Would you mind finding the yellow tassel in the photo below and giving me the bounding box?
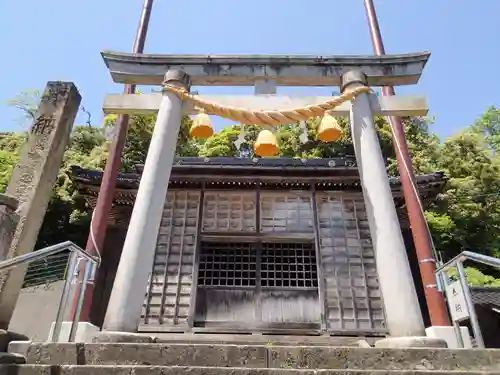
[190,112,214,139]
[317,113,341,142]
[254,129,279,157]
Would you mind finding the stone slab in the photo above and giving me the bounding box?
[25,343,268,367]
[153,333,376,347]
[374,337,448,349]
[90,331,155,343]
[0,366,498,375]
[266,346,500,371]
[101,50,430,87]
[21,343,500,371]
[48,321,100,343]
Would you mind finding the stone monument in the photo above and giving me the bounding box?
[0,81,81,329]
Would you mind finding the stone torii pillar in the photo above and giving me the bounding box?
[102,70,191,333]
[342,71,425,339]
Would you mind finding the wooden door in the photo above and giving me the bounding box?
[193,240,321,332]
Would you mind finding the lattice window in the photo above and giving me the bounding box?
[198,241,317,290]
[198,242,257,287]
[260,192,313,232]
[261,242,318,289]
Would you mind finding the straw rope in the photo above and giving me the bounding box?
[163,84,371,126]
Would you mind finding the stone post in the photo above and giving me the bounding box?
[102,70,191,333]
[0,82,81,329]
[342,71,425,337]
[0,194,19,262]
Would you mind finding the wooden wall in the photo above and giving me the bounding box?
[141,190,201,330]
[315,192,385,334]
[137,188,387,335]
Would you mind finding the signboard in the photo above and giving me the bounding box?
[445,279,470,321]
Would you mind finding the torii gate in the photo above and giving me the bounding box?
[100,51,431,338]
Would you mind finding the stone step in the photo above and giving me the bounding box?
[152,333,377,347]
[2,366,500,375]
[16,343,500,371]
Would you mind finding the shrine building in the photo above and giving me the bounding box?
[70,157,445,336]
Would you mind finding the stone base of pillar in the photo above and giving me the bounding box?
[374,336,448,348]
[426,326,473,349]
[48,321,100,343]
[90,331,155,343]
[7,341,30,357]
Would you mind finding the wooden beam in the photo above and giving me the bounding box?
[102,93,428,117]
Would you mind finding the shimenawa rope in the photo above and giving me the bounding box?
[163,84,371,126]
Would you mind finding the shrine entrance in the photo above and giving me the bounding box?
[194,240,320,332]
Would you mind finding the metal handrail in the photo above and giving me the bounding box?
[436,250,500,349]
[0,241,95,272]
[23,251,72,288]
[436,251,500,273]
[0,241,98,343]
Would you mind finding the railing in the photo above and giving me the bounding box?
[23,251,70,287]
[436,251,500,349]
[0,241,98,342]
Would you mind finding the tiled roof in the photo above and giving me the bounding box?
[70,156,446,189]
[69,157,447,226]
[471,287,500,308]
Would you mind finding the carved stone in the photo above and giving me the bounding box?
[0,81,81,329]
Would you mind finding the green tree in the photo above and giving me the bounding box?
[465,267,500,287]
[104,113,201,172]
[447,267,500,287]
[472,106,500,152]
[0,132,26,192]
[6,90,41,125]
[426,130,500,262]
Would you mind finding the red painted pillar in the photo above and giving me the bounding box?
[69,0,155,323]
[363,0,450,326]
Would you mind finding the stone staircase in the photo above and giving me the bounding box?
[2,338,500,374]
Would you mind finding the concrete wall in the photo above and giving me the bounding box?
[8,280,70,341]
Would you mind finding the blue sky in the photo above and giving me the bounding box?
[1,0,498,139]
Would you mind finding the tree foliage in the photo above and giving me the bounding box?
[2,91,500,285]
